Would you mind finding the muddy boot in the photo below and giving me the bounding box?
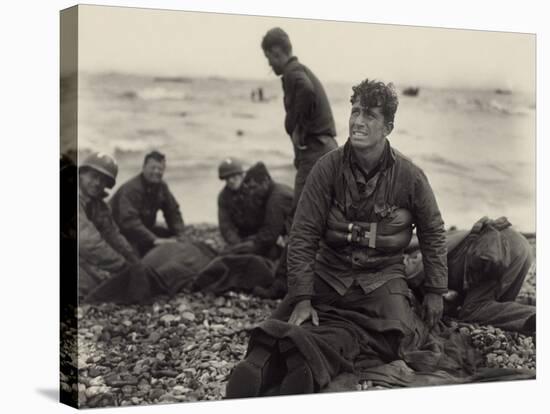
[225,336,284,399]
[278,339,314,395]
[226,345,270,398]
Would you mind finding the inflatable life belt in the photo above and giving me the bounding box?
[325,207,413,253]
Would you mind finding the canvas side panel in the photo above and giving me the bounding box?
[60,4,79,409]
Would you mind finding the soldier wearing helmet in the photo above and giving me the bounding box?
[78,152,139,298]
[218,157,245,192]
[217,158,247,246]
[217,159,293,260]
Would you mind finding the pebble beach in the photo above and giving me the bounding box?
[61,224,536,408]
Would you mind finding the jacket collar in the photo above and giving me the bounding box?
[282,56,299,77]
[348,138,396,180]
[139,173,162,190]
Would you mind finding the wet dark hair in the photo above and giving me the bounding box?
[144,150,166,165]
[350,79,399,125]
[261,27,292,54]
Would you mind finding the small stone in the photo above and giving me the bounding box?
[153,369,178,377]
[213,297,226,307]
[85,386,101,398]
[159,393,178,403]
[156,352,166,361]
[78,392,87,406]
[89,376,105,387]
[149,388,164,400]
[160,314,181,325]
[148,330,162,343]
[173,385,191,395]
[181,311,196,322]
[218,307,234,316]
[122,385,135,395]
[177,304,190,313]
[88,367,102,378]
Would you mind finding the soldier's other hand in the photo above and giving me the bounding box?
[288,300,319,326]
[422,292,444,330]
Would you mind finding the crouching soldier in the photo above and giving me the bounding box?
[405,216,535,333]
[78,152,140,298]
[110,151,185,256]
[217,159,294,260]
[226,79,450,398]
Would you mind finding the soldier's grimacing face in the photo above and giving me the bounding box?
[143,159,166,184]
[348,100,391,151]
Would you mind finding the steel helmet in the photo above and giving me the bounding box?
[79,152,118,188]
[218,158,244,180]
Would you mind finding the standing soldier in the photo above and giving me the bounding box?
[261,27,338,206]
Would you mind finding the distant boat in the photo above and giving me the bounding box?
[494,88,512,95]
[402,87,420,97]
[153,76,193,83]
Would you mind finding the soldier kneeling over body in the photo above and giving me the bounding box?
[217,159,294,260]
[405,216,535,334]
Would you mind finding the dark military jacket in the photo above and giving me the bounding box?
[218,162,294,257]
[287,140,448,299]
[110,174,185,252]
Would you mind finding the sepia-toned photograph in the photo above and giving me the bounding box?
[60,4,536,409]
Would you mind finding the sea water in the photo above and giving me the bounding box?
[73,72,536,232]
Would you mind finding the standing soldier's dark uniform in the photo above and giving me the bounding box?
[261,27,338,207]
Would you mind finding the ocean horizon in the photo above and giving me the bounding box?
[64,71,536,232]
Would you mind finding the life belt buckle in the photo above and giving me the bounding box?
[359,223,377,249]
[350,223,364,244]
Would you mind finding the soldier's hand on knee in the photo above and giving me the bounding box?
[289,299,319,326]
[422,292,443,329]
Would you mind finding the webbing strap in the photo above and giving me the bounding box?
[368,222,377,248]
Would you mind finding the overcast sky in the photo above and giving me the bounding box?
[78,5,535,91]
